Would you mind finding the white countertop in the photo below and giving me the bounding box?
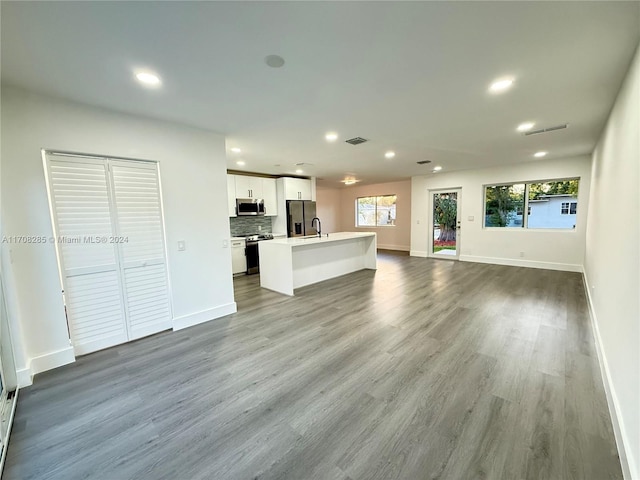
[264,231,375,247]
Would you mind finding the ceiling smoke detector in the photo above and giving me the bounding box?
[524,124,568,136]
[416,160,432,165]
[345,137,368,145]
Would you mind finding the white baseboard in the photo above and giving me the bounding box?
[173,302,237,331]
[17,346,76,386]
[377,244,410,252]
[459,254,582,272]
[30,346,75,376]
[582,271,634,479]
[16,368,32,388]
[409,250,428,258]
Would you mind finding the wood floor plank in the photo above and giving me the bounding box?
[3,252,623,480]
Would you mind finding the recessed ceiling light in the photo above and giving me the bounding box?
[325,132,338,142]
[517,122,535,132]
[295,169,303,174]
[384,151,395,159]
[135,71,161,87]
[489,77,514,93]
[534,151,548,158]
[236,160,245,166]
[265,55,285,68]
[342,178,359,185]
[230,147,241,153]
[433,166,442,171]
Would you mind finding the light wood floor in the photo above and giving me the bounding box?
[4,252,622,479]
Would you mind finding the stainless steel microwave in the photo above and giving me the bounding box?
[236,198,266,216]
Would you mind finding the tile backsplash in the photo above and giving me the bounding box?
[230,216,273,236]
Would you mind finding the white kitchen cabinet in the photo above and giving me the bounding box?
[230,174,277,216]
[283,177,312,200]
[231,238,247,274]
[227,174,237,217]
[262,178,277,216]
[235,175,263,199]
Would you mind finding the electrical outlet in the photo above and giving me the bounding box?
[222,239,228,248]
[519,251,525,258]
[177,240,186,251]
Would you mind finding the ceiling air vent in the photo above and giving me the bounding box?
[345,137,368,145]
[416,160,432,165]
[524,124,568,136]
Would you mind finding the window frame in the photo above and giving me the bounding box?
[483,177,580,231]
[355,194,397,227]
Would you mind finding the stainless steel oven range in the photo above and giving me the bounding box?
[243,233,273,274]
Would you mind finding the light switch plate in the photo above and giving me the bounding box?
[177,240,186,251]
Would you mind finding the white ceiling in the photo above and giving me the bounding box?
[2,2,639,186]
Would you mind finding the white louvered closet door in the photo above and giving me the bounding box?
[110,160,172,340]
[46,153,171,355]
[46,155,129,355]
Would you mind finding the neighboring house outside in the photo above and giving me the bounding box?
[528,194,578,229]
[486,194,578,229]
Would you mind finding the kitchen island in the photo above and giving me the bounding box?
[258,232,377,296]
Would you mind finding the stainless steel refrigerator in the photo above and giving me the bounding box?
[286,200,317,237]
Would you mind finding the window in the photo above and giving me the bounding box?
[560,202,577,215]
[484,179,579,230]
[356,195,397,227]
[484,184,525,227]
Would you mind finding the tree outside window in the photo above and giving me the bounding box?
[485,184,525,227]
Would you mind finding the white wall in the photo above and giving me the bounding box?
[411,156,592,271]
[1,87,236,383]
[315,186,342,234]
[584,45,639,480]
[336,180,412,251]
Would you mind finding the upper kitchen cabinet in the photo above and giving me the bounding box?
[227,175,237,217]
[235,175,263,199]
[262,178,277,216]
[282,177,313,200]
[228,174,277,217]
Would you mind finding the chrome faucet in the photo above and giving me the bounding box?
[311,217,322,237]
